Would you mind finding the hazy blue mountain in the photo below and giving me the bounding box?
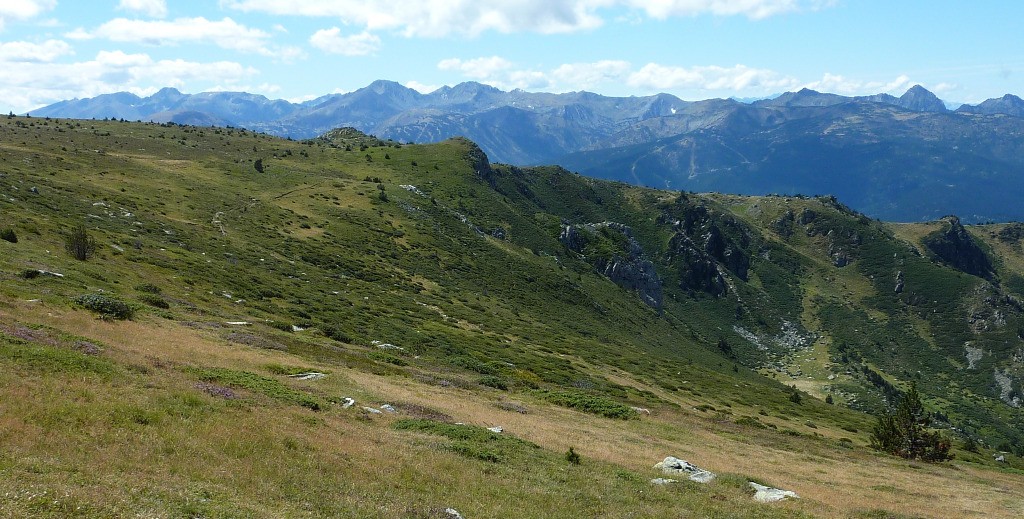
[31,83,1024,221]
[957,94,1024,117]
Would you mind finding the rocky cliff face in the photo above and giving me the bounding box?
[923,216,994,279]
[559,223,663,309]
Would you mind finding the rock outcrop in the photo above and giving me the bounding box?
[922,216,994,279]
[653,456,716,483]
[750,482,799,503]
[559,222,663,309]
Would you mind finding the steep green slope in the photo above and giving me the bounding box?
[2,116,1024,517]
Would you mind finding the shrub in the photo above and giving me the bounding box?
[962,436,979,453]
[368,351,407,366]
[0,228,16,243]
[65,224,96,260]
[135,283,162,294]
[478,375,508,390]
[535,389,636,420]
[138,293,169,309]
[565,447,581,465]
[74,294,134,320]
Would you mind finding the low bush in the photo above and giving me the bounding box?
[534,389,636,420]
[74,294,134,320]
[0,228,16,243]
[138,293,169,309]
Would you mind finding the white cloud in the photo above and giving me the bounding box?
[0,0,56,31]
[404,81,441,94]
[626,0,801,19]
[225,0,823,37]
[438,56,807,96]
[69,17,303,60]
[309,28,380,56]
[0,50,258,113]
[439,56,514,78]
[0,39,73,63]
[803,73,916,96]
[117,0,168,18]
[551,60,632,89]
[628,63,799,92]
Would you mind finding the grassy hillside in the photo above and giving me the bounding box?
[1,116,1023,518]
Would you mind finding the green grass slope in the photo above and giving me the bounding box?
[1,116,1023,517]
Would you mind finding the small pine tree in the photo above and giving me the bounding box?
[254,158,264,173]
[65,224,96,261]
[870,382,952,462]
[565,447,581,465]
[963,436,979,453]
[825,393,834,405]
[788,387,802,404]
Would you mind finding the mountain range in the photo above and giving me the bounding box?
[31,82,1024,223]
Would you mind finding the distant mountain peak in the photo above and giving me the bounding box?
[957,93,1024,117]
[897,85,946,112]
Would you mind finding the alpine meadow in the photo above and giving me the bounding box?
[4,1,1024,517]
[2,113,1024,518]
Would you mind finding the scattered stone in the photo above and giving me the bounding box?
[362,406,383,414]
[750,482,799,503]
[288,372,327,381]
[74,341,101,355]
[444,508,464,519]
[372,340,404,351]
[340,397,355,409]
[195,382,237,399]
[380,404,397,413]
[291,324,306,332]
[631,406,651,415]
[487,426,503,433]
[653,456,716,483]
[995,454,1006,463]
[496,401,528,414]
[225,321,250,326]
[650,478,678,486]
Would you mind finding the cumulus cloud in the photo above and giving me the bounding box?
[0,39,73,62]
[551,60,631,89]
[0,50,258,113]
[0,0,56,31]
[67,17,303,60]
[309,28,380,56]
[628,63,799,92]
[802,73,916,96]
[225,0,820,37]
[117,0,168,18]
[625,0,802,19]
[404,81,441,94]
[438,56,800,95]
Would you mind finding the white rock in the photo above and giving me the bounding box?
[631,406,651,415]
[225,321,250,326]
[750,482,799,503]
[288,372,326,381]
[487,426,503,433]
[650,478,678,485]
[340,397,355,409]
[380,404,397,413]
[653,456,715,483]
[362,406,383,414]
[444,508,464,519]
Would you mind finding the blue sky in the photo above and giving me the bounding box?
[1,1,1021,113]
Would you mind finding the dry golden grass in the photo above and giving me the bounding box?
[3,301,1024,518]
